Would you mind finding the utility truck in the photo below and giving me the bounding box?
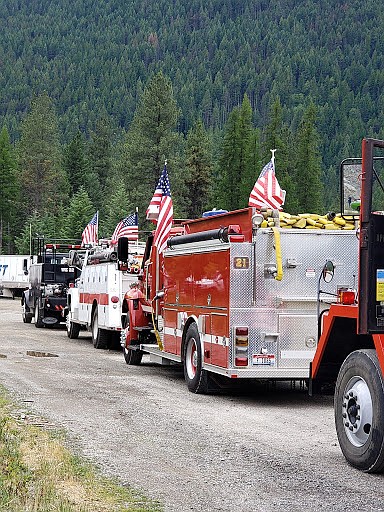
[120,138,384,473]
[65,239,145,348]
[21,238,79,327]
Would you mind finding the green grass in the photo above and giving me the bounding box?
[0,386,162,512]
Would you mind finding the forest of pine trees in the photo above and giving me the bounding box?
[1,0,383,253]
[1,75,326,253]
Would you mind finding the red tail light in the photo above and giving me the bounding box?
[111,296,119,304]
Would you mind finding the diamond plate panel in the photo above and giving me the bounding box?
[228,230,359,377]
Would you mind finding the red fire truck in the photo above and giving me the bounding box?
[121,138,384,473]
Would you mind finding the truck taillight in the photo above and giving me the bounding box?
[338,288,356,305]
[111,296,119,304]
[235,327,249,366]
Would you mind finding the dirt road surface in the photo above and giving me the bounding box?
[0,299,383,511]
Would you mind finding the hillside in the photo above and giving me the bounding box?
[1,0,384,169]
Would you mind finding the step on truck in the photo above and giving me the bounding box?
[21,238,80,327]
[121,138,384,473]
[65,239,145,349]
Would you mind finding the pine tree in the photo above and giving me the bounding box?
[88,116,113,210]
[0,127,19,252]
[63,131,90,196]
[216,106,241,210]
[216,95,255,210]
[18,93,69,215]
[263,98,298,213]
[238,95,260,205]
[185,119,213,218]
[294,102,324,213]
[64,187,95,240]
[123,71,183,224]
[102,181,134,239]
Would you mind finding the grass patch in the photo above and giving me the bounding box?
[0,386,162,512]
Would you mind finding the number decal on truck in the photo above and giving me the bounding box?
[0,264,8,276]
[233,257,249,269]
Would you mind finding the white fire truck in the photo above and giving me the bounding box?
[121,139,384,473]
[65,239,145,348]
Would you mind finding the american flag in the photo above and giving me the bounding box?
[149,165,173,254]
[111,212,138,242]
[81,211,98,246]
[248,159,285,210]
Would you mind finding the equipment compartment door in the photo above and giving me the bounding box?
[210,313,229,368]
[278,314,317,369]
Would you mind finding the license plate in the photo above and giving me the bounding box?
[252,354,275,366]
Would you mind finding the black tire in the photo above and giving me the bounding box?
[66,317,80,339]
[183,323,209,394]
[22,301,33,323]
[109,331,122,351]
[123,345,143,365]
[34,301,44,328]
[91,308,109,349]
[334,349,384,473]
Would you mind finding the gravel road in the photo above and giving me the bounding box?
[0,298,383,511]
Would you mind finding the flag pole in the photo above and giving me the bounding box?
[96,210,99,244]
[270,149,276,167]
[135,207,138,247]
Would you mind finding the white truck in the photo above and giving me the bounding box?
[65,239,145,349]
[0,255,32,298]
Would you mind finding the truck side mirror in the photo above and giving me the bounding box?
[117,237,129,263]
[340,158,362,217]
[322,260,335,283]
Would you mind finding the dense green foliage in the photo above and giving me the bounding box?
[0,0,382,252]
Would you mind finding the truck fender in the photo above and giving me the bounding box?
[181,315,203,360]
[122,287,148,347]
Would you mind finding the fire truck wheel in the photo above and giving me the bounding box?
[22,302,32,323]
[34,302,44,328]
[123,346,143,365]
[66,318,80,339]
[91,309,109,349]
[334,349,384,473]
[183,323,209,394]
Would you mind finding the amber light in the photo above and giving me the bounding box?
[235,326,249,367]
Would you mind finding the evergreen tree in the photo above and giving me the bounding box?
[64,187,95,240]
[184,119,213,218]
[63,131,90,196]
[263,98,298,213]
[0,127,19,252]
[216,106,241,210]
[14,207,68,254]
[123,71,183,224]
[238,95,260,205]
[88,116,113,210]
[216,95,255,210]
[102,181,133,239]
[294,102,324,213]
[18,93,69,215]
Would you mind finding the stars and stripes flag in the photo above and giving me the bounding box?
[147,163,173,254]
[111,211,139,243]
[81,211,98,246]
[248,155,286,210]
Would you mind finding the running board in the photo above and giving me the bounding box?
[140,344,182,365]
